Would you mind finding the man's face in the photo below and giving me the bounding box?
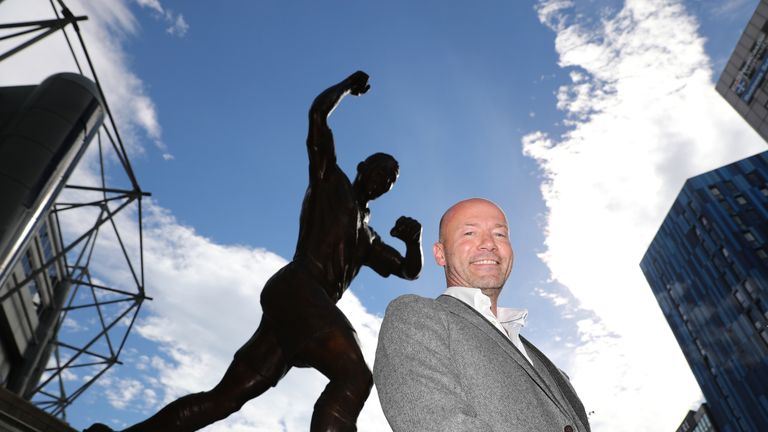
[433,199,514,291]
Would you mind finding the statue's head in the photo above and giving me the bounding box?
[355,152,399,201]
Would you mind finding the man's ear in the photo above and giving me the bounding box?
[433,242,446,266]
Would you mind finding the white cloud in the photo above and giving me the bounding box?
[711,0,753,18]
[537,0,575,31]
[535,287,569,307]
[166,14,189,37]
[62,317,87,332]
[135,0,163,15]
[142,388,158,411]
[135,0,189,38]
[525,0,766,430]
[105,378,145,409]
[0,0,169,159]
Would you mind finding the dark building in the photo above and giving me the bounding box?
[0,214,67,395]
[716,0,768,143]
[676,403,718,432]
[0,9,150,425]
[640,152,768,432]
[0,73,103,399]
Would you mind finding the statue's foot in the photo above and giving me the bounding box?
[83,423,115,432]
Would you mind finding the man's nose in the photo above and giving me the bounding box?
[477,231,497,250]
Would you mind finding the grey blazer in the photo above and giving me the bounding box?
[374,294,590,432]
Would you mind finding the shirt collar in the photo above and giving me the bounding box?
[443,286,528,326]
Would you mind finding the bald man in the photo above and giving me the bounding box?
[374,198,590,432]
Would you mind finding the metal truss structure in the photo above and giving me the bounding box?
[0,0,149,418]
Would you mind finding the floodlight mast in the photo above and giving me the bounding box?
[0,1,151,419]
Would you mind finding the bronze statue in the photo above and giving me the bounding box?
[85,71,423,432]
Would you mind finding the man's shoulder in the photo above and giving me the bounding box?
[386,294,439,312]
[382,294,447,324]
[379,295,452,345]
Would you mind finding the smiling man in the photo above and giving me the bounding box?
[374,198,590,432]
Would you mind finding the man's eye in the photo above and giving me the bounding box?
[494,232,507,238]
[463,231,474,236]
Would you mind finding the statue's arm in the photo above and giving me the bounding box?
[307,71,370,181]
[366,217,422,280]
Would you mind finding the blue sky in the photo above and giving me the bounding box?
[2,0,767,431]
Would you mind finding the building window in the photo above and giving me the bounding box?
[749,308,766,332]
[38,224,54,261]
[21,252,42,313]
[744,231,758,245]
[673,201,686,216]
[38,224,59,283]
[702,236,716,255]
[734,194,748,205]
[745,279,757,297]
[735,289,750,308]
[699,215,710,229]
[713,255,727,270]
[758,299,768,319]
[709,186,723,200]
[761,186,768,197]
[720,201,735,214]
[686,227,700,246]
[733,214,746,229]
[697,413,713,432]
[743,209,762,226]
[20,251,32,275]
[693,417,709,432]
[695,338,705,352]
[687,199,700,213]
[757,248,768,261]
[746,170,765,186]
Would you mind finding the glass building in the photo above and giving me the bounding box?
[640,152,768,432]
[0,213,67,396]
[716,0,768,143]
[676,403,718,432]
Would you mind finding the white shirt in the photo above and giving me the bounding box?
[443,286,533,365]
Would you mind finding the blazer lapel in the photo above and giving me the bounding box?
[436,296,590,432]
[436,295,569,415]
[522,337,591,432]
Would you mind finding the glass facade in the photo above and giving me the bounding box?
[641,151,768,432]
[0,216,65,387]
[716,0,768,143]
[677,403,718,432]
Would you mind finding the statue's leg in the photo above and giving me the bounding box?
[117,319,288,432]
[296,325,372,432]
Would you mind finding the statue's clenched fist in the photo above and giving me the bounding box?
[390,216,422,244]
[346,70,370,96]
